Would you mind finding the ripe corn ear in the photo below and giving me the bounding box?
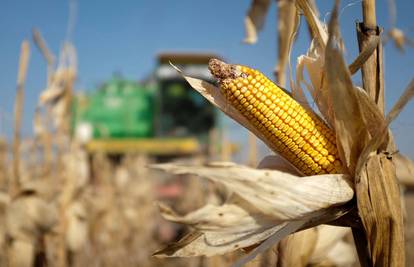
[208,59,342,175]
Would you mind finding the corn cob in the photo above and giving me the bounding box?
[208,59,342,175]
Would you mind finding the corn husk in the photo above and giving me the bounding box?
[6,193,58,243]
[152,161,353,263]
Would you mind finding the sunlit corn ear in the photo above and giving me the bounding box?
[171,62,343,176]
[209,59,342,176]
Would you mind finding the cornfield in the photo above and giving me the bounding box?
[1,1,414,267]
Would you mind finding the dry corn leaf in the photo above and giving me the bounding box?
[152,163,353,220]
[244,0,271,44]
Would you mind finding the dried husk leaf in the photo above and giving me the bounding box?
[152,162,353,220]
[243,0,271,44]
[152,162,353,262]
[154,195,294,257]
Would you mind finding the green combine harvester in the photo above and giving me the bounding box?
[72,53,220,157]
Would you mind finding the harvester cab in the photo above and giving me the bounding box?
[72,53,221,158]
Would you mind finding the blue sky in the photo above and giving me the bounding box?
[0,0,413,159]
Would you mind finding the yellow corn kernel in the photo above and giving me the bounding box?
[208,59,343,175]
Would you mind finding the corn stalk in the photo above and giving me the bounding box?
[11,40,30,196]
[354,0,405,266]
